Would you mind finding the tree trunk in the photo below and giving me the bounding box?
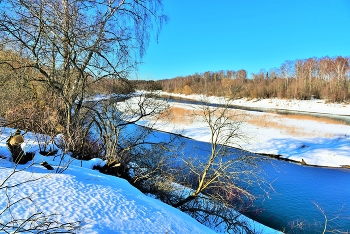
[6,131,33,164]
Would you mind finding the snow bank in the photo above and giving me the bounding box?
[160,91,350,116]
[0,127,280,233]
[151,92,350,168]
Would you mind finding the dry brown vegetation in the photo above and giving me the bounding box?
[274,113,347,125]
[162,107,246,125]
[158,107,196,125]
[245,113,340,137]
[246,114,314,137]
[163,106,345,138]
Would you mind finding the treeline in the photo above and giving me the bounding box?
[152,56,350,102]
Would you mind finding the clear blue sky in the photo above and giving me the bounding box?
[135,0,350,80]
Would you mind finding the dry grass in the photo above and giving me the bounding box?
[276,114,347,125]
[160,107,245,125]
[160,106,343,138]
[246,115,308,137]
[246,113,336,137]
[158,107,196,125]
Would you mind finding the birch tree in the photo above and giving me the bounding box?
[0,0,167,144]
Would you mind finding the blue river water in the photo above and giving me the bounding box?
[247,159,350,233]
[137,123,350,233]
[158,96,350,232]
[180,135,350,233]
[93,95,350,232]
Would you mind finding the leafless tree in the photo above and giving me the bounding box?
[88,92,180,182]
[148,97,271,233]
[0,0,167,145]
[155,56,350,102]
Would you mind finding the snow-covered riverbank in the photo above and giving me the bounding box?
[162,92,350,116]
[148,92,350,168]
[0,154,216,234]
[0,128,280,233]
[1,91,349,233]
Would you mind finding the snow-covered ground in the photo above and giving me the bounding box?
[0,129,279,233]
[1,91,349,233]
[0,132,216,234]
[163,92,350,116]
[151,92,350,168]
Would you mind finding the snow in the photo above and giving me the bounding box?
[153,92,350,168]
[2,91,349,233]
[0,142,215,233]
[163,92,350,116]
[0,128,278,233]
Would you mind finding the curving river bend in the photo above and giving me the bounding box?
[154,96,350,232]
[176,131,350,233]
[130,120,350,233]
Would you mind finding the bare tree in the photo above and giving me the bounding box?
[0,0,167,145]
[149,97,271,233]
[89,92,178,181]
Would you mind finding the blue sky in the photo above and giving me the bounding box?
[135,0,350,80]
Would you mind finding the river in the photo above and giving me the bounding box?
[155,127,350,233]
[248,159,350,233]
[151,96,350,232]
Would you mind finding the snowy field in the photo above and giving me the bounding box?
[151,92,350,168]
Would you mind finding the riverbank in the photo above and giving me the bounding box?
[0,129,219,234]
[0,126,281,233]
[139,91,350,168]
[160,91,350,116]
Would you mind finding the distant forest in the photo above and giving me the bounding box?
[136,56,350,102]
